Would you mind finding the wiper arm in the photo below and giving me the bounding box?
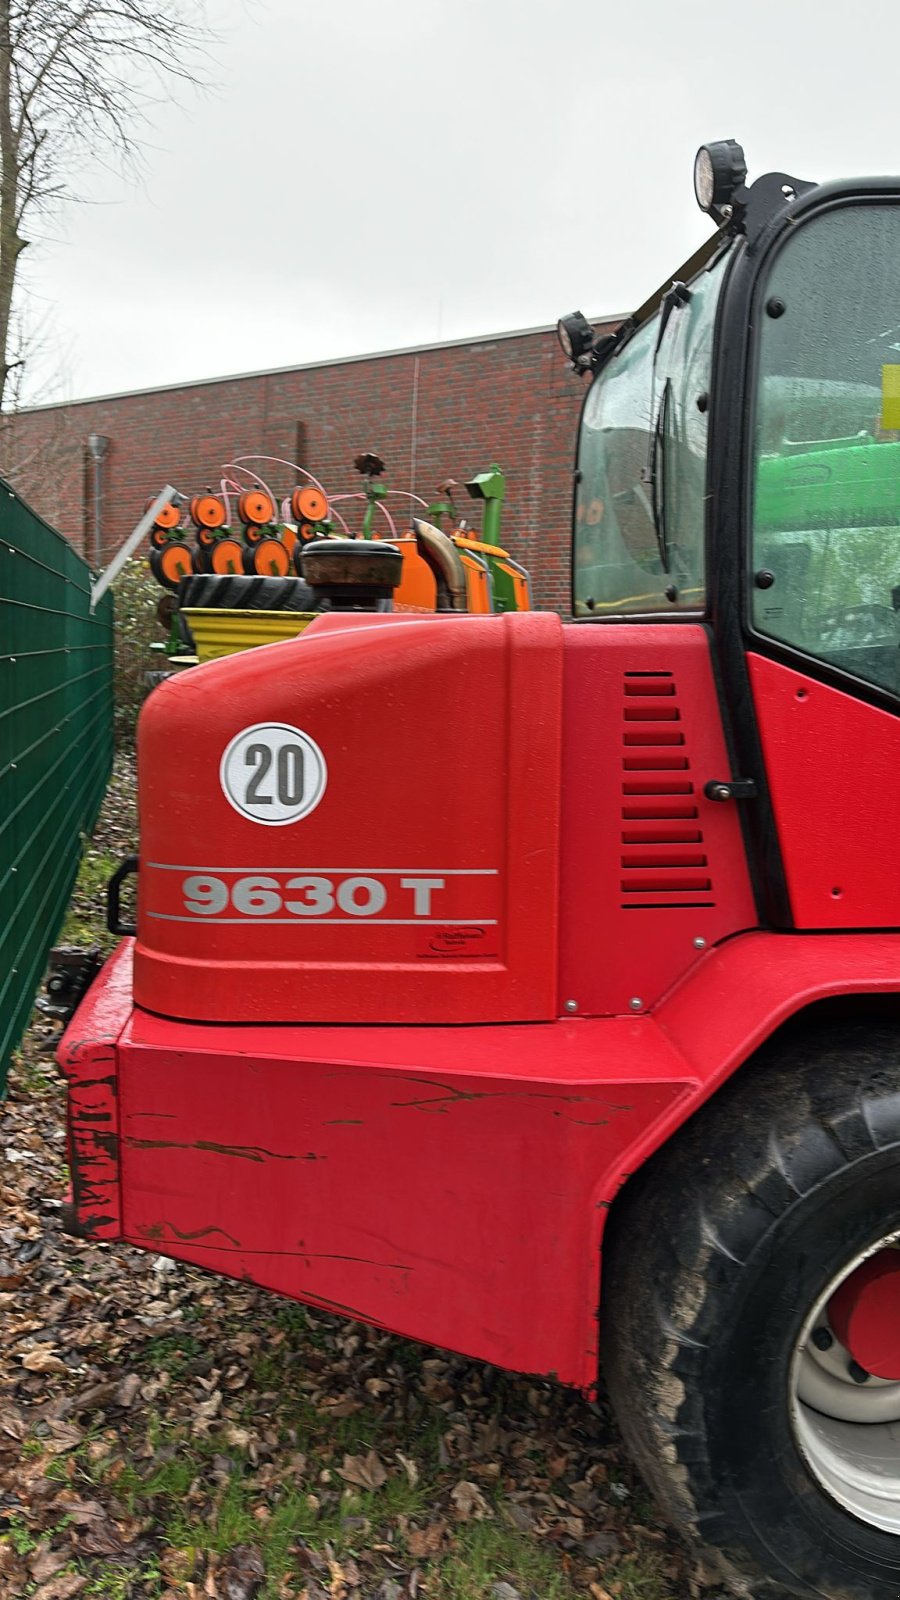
[641,282,690,573]
[642,379,672,574]
[655,280,691,355]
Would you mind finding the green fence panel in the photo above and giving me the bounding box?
[0,477,114,1096]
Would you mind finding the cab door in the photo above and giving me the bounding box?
[742,199,900,929]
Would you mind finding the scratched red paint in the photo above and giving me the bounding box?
[60,928,900,1388]
[57,940,132,1239]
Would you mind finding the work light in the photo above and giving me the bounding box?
[557,311,594,364]
[693,140,747,214]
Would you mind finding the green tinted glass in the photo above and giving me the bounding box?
[573,251,727,616]
[752,204,900,695]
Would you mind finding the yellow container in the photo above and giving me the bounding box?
[181,609,317,663]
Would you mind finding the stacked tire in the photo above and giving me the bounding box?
[176,574,317,612]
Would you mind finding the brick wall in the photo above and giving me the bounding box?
[3,323,617,613]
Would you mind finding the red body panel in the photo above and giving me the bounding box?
[559,626,757,1014]
[60,930,900,1389]
[135,613,562,1025]
[749,653,900,928]
[57,616,900,1389]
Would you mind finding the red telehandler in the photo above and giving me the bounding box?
[60,143,900,1598]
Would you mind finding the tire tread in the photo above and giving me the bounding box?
[602,1017,900,1598]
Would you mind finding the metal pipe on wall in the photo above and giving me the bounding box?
[409,356,420,500]
[86,433,110,569]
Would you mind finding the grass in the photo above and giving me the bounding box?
[72,1421,437,1596]
[431,1523,583,1600]
[19,1253,679,1600]
[137,1331,206,1373]
[613,1552,677,1599]
[58,843,121,953]
[6,1045,47,1098]
[82,1567,161,1600]
[4,1518,37,1557]
[60,1401,600,1600]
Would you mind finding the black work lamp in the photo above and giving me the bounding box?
[693,140,747,215]
[557,311,595,365]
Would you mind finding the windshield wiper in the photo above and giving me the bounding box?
[642,378,673,574]
[641,282,690,573]
[655,280,691,355]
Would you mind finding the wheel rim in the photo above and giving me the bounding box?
[791,1230,900,1534]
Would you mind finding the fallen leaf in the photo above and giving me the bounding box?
[29,1544,68,1583]
[53,1497,107,1524]
[364,1377,391,1397]
[0,1405,25,1439]
[224,1422,256,1453]
[21,1348,67,1374]
[44,1420,84,1455]
[450,1480,490,1521]
[218,1543,265,1600]
[317,1395,360,1419]
[32,1576,88,1600]
[406,1522,446,1559]
[115,1372,142,1408]
[79,1518,130,1556]
[160,1548,198,1582]
[395,1450,419,1487]
[66,1380,119,1414]
[337,1555,361,1587]
[337,1449,387,1491]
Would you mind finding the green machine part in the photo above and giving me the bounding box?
[424,498,454,529]
[361,481,387,539]
[466,462,506,547]
[756,437,900,531]
[461,464,532,612]
[487,553,532,614]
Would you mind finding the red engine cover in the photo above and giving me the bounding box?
[559,625,758,1014]
[134,613,562,1024]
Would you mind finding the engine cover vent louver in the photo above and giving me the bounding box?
[620,671,715,910]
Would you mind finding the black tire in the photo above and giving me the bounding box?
[602,1017,900,1599]
[176,574,317,612]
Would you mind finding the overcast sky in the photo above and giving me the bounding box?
[19,0,900,403]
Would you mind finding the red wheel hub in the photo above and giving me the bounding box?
[828,1249,900,1380]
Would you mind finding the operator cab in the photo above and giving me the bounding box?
[567,142,900,702]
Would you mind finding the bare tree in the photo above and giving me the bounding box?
[0,0,209,411]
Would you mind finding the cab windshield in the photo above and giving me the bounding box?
[751,203,900,697]
[573,249,728,616]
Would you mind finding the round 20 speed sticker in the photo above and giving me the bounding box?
[220,723,327,825]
